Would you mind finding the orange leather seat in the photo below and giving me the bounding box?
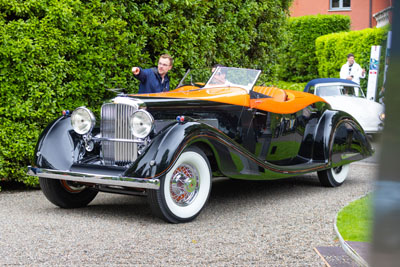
[253,86,287,102]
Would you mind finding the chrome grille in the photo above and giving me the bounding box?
[101,103,138,165]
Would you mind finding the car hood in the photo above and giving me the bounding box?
[127,87,326,114]
[126,87,249,112]
[322,96,384,113]
[322,96,384,132]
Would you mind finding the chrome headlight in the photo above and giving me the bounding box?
[71,107,96,135]
[129,110,154,138]
[379,112,385,122]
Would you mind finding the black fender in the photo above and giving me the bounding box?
[33,117,243,179]
[124,121,224,178]
[313,110,373,166]
[34,116,80,170]
[124,120,297,180]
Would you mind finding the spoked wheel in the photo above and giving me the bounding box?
[317,164,350,187]
[148,146,212,223]
[39,178,98,208]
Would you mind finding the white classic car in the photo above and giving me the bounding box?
[304,78,385,134]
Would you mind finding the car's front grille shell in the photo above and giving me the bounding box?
[101,103,138,166]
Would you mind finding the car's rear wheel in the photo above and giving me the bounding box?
[147,146,212,223]
[317,164,350,187]
[39,178,98,208]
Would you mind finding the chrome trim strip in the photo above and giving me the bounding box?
[93,137,143,143]
[27,166,159,190]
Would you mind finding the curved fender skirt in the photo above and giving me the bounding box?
[27,166,160,190]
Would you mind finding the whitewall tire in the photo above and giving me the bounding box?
[318,164,350,187]
[148,146,212,223]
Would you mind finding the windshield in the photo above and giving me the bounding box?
[316,84,365,97]
[176,67,261,92]
[176,68,211,88]
[205,67,261,91]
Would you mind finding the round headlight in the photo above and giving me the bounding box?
[129,110,154,138]
[379,112,385,122]
[71,107,96,135]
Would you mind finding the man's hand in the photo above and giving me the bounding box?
[132,67,140,75]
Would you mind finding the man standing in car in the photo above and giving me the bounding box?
[132,54,173,93]
[340,53,366,85]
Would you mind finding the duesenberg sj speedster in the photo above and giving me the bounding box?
[28,67,373,223]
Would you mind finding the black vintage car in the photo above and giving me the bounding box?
[28,67,373,223]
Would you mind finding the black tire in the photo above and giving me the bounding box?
[39,178,98,208]
[317,164,350,187]
[148,146,212,223]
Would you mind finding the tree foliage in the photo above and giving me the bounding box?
[0,0,292,186]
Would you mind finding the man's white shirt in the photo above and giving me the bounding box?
[340,61,365,84]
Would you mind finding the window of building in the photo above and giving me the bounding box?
[330,0,351,10]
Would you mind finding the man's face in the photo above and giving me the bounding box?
[158,58,172,76]
[210,69,226,84]
[347,56,355,65]
[214,70,226,83]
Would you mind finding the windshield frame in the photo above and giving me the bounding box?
[204,67,261,92]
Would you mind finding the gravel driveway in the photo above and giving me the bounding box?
[0,162,376,266]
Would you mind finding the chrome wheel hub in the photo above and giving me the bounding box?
[170,164,199,206]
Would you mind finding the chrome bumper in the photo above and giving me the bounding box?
[27,166,160,190]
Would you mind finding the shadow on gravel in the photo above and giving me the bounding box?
[43,194,161,223]
[32,172,356,224]
[210,174,323,200]
[35,175,324,223]
[88,201,157,223]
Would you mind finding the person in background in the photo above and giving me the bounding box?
[340,53,366,85]
[132,54,173,93]
[211,63,225,73]
[209,64,227,85]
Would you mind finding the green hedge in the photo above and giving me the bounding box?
[271,80,306,91]
[278,14,350,82]
[0,0,291,187]
[315,27,388,90]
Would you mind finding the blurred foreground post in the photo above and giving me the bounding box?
[371,1,400,267]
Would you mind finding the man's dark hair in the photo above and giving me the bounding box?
[160,54,173,66]
[347,53,354,58]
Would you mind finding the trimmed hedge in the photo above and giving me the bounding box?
[0,0,144,187]
[0,0,292,187]
[315,27,388,90]
[278,14,350,82]
[271,80,306,91]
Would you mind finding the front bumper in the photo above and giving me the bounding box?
[27,166,160,190]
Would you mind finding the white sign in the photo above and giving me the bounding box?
[366,45,381,101]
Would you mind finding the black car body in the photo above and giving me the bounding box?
[28,67,373,223]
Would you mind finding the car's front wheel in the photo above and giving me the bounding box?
[39,178,98,208]
[147,146,212,223]
[317,164,350,187]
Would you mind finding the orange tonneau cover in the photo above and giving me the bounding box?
[128,86,326,114]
